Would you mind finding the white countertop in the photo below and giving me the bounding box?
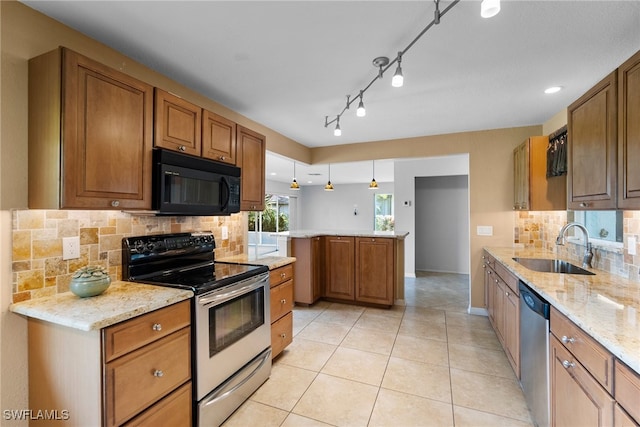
[283,230,409,239]
[9,281,193,331]
[485,247,640,375]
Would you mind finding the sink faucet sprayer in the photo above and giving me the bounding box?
[555,222,593,269]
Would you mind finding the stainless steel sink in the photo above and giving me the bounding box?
[512,257,595,275]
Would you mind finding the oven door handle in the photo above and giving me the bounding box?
[198,278,265,307]
[201,347,271,409]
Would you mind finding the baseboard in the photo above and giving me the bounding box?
[468,306,488,316]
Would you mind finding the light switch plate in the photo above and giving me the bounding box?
[477,225,493,236]
[629,236,637,255]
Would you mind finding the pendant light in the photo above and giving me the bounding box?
[369,160,379,190]
[356,90,366,117]
[391,52,404,88]
[481,0,500,18]
[290,161,300,190]
[324,164,334,191]
[334,116,341,136]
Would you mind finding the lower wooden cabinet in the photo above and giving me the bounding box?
[324,236,356,301]
[291,237,323,305]
[355,237,395,306]
[269,263,294,358]
[27,300,192,427]
[615,360,640,425]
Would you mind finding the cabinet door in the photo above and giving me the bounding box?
[237,125,266,211]
[485,267,496,326]
[618,50,640,209]
[355,237,394,305]
[324,236,355,301]
[202,110,236,165]
[503,288,520,378]
[154,88,202,156]
[311,236,323,301]
[567,71,617,209]
[550,335,615,427]
[513,141,529,210]
[62,49,153,209]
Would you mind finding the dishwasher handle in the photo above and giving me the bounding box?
[519,281,550,319]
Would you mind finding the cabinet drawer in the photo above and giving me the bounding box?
[104,328,191,427]
[482,251,495,270]
[615,361,640,424]
[124,382,192,427]
[493,261,518,294]
[271,311,293,359]
[550,307,614,393]
[270,264,294,287]
[270,279,294,323]
[104,300,190,362]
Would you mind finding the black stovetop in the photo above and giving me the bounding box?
[122,232,267,295]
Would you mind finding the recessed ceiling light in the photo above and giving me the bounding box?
[544,86,563,94]
[270,172,277,176]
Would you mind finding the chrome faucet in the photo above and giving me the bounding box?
[556,222,593,268]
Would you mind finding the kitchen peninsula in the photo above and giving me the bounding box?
[287,230,408,307]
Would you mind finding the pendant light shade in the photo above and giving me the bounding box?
[481,0,500,18]
[369,160,379,189]
[325,164,334,191]
[290,161,300,190]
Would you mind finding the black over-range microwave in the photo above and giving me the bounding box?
[152,148,241,216]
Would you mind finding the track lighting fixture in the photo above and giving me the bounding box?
[392,52,404,88]
[324,0,499,135]
[324,164,334,191]
[290,161,300,190]
[356,91,366,117]
[369,160,379,190]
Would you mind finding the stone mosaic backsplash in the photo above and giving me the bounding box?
[515,210,640,283]
[11,210,246,303]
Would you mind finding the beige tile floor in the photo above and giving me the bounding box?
[222,271,534,427]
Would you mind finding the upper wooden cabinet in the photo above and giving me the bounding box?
[154,89,202,156]
[237,125,266,211]
[567,71,618,210]
[29,47,153,210]
[617,50,640,209]
[513,136,566,211]
[202,110,237,165]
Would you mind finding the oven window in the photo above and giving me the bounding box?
[165,175,220,206]
[208,287,265,357]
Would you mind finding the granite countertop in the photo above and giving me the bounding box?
[485,246,640,375]
[218,254,296,270]
[283,230,409,239]
[9,281,193,331]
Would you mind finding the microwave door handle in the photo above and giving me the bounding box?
[220,176,230,211]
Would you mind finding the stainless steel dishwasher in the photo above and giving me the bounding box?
[519,281,551,427]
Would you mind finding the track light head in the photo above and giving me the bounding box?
[392,52,404,88]
[356,90,366,117]
[481,0,500,18]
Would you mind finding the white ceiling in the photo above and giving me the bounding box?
[21,0,640,186]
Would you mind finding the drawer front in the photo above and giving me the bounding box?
[104,300,190,362]
[615,360,640,424]
[550,307,614,393]
[124,382,192,427]
[270,264,294,287]
[270,279,294,323]
[493,261,519,294]
[482,251,495,270]
[271,311,293,359]
[105,328,191,427]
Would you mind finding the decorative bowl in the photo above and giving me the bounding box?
[70,266,111,298]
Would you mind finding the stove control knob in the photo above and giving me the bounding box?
[133,240,145,253]
[146,243,155,252]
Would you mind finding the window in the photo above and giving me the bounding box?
[248,194,290,257]
[568,210,623,246]
[374,193,394,231]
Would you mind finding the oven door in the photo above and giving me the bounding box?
[195,272,271,401]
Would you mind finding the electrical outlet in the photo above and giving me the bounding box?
[221,226,229,240]
[63,236,80,260]
[629,236,637,256]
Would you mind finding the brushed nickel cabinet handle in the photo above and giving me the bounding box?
[561,335,576,344]
[562,360,575,369]
[152,323,162,331]
[153,369,164,377]
[178,145,186,152]
[111,200,120,207]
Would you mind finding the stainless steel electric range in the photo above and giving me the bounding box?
[122,232,271,427]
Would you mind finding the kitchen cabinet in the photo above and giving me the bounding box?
[27,300,191,427]
[291,237,323,305]
[615,404,639,427]
[202,110,237,165]
[567,71,618,210]
[513,136,566,210]
[269,263,294,358]
[355,237,395,306]
[154,88,202,156]
[550,306,615,427]
[617,49,640,209]
[237,125,266,211]
[324,236,356,301]
[28,47,153,210]
[483,252,520,378]
[615,360,640,425]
